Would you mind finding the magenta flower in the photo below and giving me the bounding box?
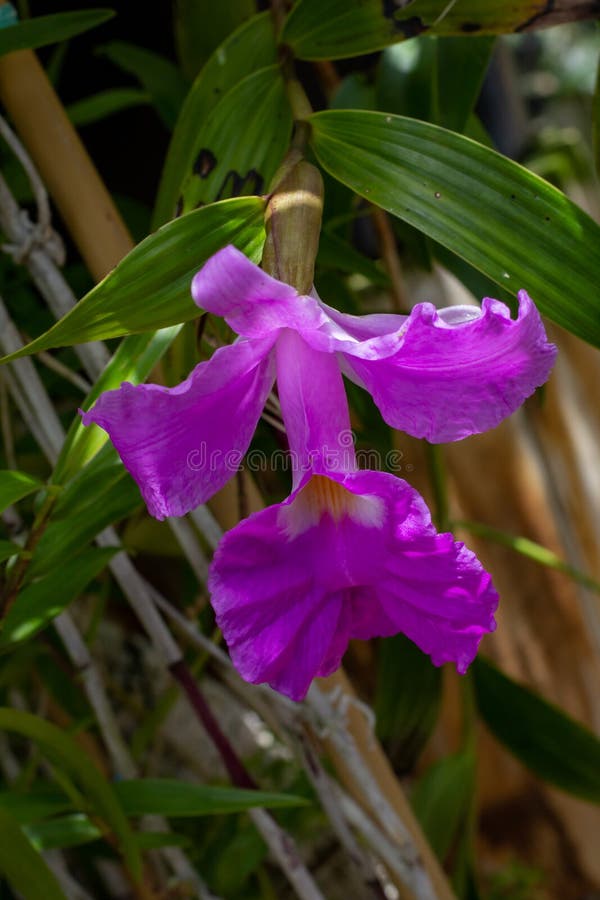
[208,325,499,699]
[82,245,556,517]
[81,245,556,699]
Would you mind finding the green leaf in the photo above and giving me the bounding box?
[53,326,182,485]
[154,12,276,227]
[310,110,600,348]
[24,813,102,851]
[375,35,494,134]
[593,48,600,179]
[136,830,191,849]
[0,787,73,824]
[67,87,151,127]
[0,9,114,56]
[114,779,309,817]
[473,657,600,802]
[0,540,20,563]
[411,751,476,861]
[376,39,436,121]
[282,0,579,60]
[98,41,189,129]
[434,37,495,134]
[27,450,141,579]
[1,547,117,647]
[317,230,390,287]
[332,72,377,112]
[0,196,265,363]
[174,0,256,79]
[0,808,66,900]
[375,634,442,772]
[0,708,141,878]
[177,66,292,215]
[0,470,42,513]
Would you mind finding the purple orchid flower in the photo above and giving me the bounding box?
[82,244,556,519]
[208,325,500,699]
[81,245,556,700]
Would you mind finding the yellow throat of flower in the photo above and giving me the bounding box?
[279,475,384,538]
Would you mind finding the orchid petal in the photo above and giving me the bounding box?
[81,337,275,519]
[275,329,356,486]
[209,468,497,700]
[191,245,326,337]
[192,246,406,357]
[341,291,557,442]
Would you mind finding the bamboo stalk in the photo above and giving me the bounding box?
[0,47,133,280]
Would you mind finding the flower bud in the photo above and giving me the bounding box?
[261,156,323,295]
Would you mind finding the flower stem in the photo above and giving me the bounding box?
[1,487,59,618]
[168,659,256,790]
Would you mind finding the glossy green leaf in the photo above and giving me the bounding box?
[177,66,292,215]
[154,13,276,227]
[411,751,476,860]
[282,0,586,60]
[1,547,117,647]
[27,450,140,580]
[0,709,140,877]
[0,9,114,57]
[174,0,256,78]
[0,808,66,900]
[310,110,600,347]
[98,41,188,129]
[53,326,182,485]
[375,634,442,772]
[67,87,150,127]
[115,778,309,817]
[0,470,42,513]
[0,197,265,364]
[474,657,600,802]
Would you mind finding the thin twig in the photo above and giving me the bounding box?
[370,207,410,314]
[0,168,108,380]
[166,516,210,584]
[294,727,387,900]
[0,372,16,469]
[0,112,54,242]
[189,506,223,552]
[34,349,92,393]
